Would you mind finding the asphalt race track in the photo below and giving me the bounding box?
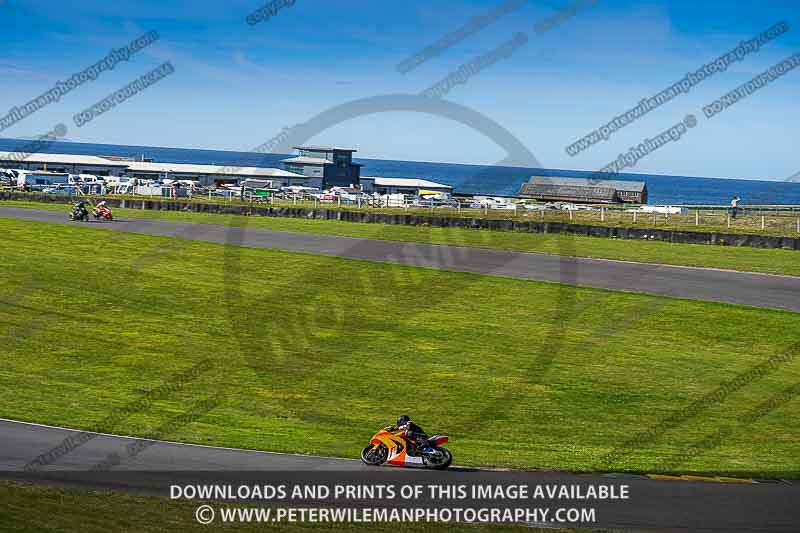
[1,419,799,532]
[2,206,800,311]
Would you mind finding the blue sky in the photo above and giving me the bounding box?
[1,0,798,180]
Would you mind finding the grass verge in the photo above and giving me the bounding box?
[1,218,799,478]
[2,199,800,277]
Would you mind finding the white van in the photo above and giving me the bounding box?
[16,170,70,187]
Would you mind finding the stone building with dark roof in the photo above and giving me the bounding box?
[519,176,648,204]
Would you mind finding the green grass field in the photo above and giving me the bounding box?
[1,217,799,478]
[3,199,800,277]
[0,482,604,533]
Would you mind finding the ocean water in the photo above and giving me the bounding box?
[2,138,800,205]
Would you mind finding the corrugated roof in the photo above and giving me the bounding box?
[526,176,646,192]
[127,161,305,177]
[294,145,357,152]
[362,176,452,189]
[519,183,616,201]
[0,151,307,178]
[280,156,330,165]
[0,151,129,166]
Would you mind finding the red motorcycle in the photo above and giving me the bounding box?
[93,204,113,221]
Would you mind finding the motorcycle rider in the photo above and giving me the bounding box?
[388,415,434,455]
[72,199,89,219]
[93,200,111,219]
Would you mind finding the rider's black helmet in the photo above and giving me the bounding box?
[397,415,410,427]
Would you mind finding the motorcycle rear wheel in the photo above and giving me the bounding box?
[426,448,452,470]
[360,444,387,466]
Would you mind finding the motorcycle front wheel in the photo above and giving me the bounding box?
[360,444,387,466]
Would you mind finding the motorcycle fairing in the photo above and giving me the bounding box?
[369,430,425,467]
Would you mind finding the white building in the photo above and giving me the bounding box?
[360,177,453,196]
[0,151,458,195]
[125,161,307,187]
[0,152,309,188]
[0,152,129,176]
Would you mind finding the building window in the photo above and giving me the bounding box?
[286,165,305,175]
[300,150,333,162]
[333,153,351,166]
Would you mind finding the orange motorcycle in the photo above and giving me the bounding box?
[360,428,452,470]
